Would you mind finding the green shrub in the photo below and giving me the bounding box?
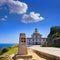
[0,48,10,55]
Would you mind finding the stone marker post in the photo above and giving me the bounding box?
[13,33,32,60]
[18,33,27,55]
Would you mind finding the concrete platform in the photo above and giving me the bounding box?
[16,54,32,58]
[29,45,60,60]
[13,54,32,60]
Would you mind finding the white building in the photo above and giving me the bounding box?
[27,28,46,45]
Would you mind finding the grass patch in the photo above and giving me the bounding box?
[3,47,18,56]
[0,57,12,60]
[0,46,18,60]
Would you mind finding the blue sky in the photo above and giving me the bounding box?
[0,0,60,43]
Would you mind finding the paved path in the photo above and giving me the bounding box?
[29,45,60,58]
[27,48,48,60]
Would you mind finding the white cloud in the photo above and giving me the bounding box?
[8,0,28,14]
[0,0,44,23]
[0,0,28,14]
[4,15,8,18]
[0,0,7,6]
[1,18,6,21]
[22,12,44,23]
[0,15,8,21]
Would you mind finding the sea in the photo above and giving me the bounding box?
[0,43,16,49]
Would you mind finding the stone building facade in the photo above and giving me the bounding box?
[27,28,46,45]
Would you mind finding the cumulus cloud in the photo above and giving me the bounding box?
[0,15,8,21]
[0,0,7,6]
[22,12,44,23]
[0,0,44,23]
[0,0,28,14]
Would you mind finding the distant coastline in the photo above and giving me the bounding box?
[0,43,17,49]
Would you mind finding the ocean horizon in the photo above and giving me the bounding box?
[0,43,17,49]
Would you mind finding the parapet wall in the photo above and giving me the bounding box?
[32,49,60,60]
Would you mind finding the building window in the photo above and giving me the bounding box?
[33,35,37,38]
[38,36,40,38]
[36,39,37,41]
[36,36,37,38]
[29,39,30,41]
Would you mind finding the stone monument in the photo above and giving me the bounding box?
[18,33,27,55]
[13,33,32,60]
